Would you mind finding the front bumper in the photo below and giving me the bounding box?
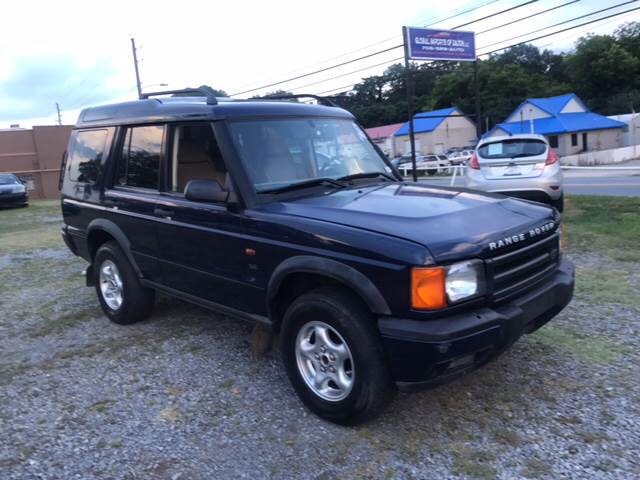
[0,192,28,205]
[378,258,574,390]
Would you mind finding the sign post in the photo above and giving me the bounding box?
[402,27,477,182]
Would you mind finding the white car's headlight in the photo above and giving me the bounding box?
[445,260,484,303]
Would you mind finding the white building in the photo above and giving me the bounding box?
[607,113,640,147]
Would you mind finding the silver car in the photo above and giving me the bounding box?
[464,134,563,212]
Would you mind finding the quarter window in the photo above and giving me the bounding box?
[117,126,163,189]
[67,129,108,183]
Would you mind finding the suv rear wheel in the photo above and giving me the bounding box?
[93,241,155,324]
[280,287,396,424]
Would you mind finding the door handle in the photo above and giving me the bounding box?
[153,207,175,219]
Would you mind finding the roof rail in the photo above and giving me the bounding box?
[256,93,338,107]
[140,88,218,105]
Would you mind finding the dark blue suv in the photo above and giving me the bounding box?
[60,90,574,424]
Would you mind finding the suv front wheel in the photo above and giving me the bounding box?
[280,287,396,425]
[93,241,155,324]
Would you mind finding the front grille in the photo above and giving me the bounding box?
[486,232,560,303]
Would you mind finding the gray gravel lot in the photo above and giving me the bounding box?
[1,202,639,479]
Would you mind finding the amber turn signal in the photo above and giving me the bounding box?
[411,267,447,310]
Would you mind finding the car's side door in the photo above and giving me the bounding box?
[102,124,165,282]
[153,122,263,314]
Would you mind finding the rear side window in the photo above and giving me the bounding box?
[67,129,108,183]
[478,139,546,159]
[117,126,163,189]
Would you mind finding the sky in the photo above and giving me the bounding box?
[1,0,638,128]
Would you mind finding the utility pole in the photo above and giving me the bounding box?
[55,103,62,126]
[130,37,142,99]
[473,61,482,139]
[402,26,418,183]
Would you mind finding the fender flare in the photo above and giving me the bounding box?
[267,255,391,316]
[86,219,142,277]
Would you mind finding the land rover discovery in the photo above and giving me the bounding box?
[60,90,574,424]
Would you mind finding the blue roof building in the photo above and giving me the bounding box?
[393,107,477,156]
[487,93,626,156]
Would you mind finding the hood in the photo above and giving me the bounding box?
[262,183,558,262]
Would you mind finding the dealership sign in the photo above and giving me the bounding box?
[405,27,476,62]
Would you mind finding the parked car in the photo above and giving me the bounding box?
[60,91,574,424]
[0,173,28,207]
[392,154,450,176]
[418,154,450,175]
[464,134,564,212]
[447,149,473,165]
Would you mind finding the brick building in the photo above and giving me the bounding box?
[0,125,72,198]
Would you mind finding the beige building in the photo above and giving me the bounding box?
[487,94,625,156]
[0,125,72,198]
[393,107,477,156]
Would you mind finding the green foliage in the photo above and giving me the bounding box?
[172,85,228,97]
[340,22,640,128]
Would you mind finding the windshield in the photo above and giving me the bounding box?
[478,139,547,159]
[0,174,19,185]
[229,118,392,193]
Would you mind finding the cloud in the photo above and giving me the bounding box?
[0,53,131,121]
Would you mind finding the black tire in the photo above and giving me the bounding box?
[551,194,564,213]
[427,169,437,176]
[93,241,155,325]
[280,287,396,425]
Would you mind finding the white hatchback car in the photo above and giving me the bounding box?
[464,134,564,212]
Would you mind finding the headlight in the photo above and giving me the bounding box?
[411,260,484,310]
[445,261,482,303]
[12,184,26,193]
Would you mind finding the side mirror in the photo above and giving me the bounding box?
[184,179,229,203]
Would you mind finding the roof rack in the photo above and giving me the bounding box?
[140,88,218,105]
[256,93,338,107]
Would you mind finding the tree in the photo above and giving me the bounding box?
[566,34,640,113]
[172,84,228,97]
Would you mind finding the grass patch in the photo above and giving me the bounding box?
[531,325,630,364]
[564,195,640,262]
[575,266,640,309]
[0,200,63,254]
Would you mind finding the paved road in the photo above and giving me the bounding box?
[421,174,640,197]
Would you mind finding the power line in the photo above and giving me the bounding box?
[230,0,540,96]
[480,3,640,55]
[479,0,638,50]
[316,7,639,96]
[230,0,501,92]
[293,0,581,95]
[476,0,581,35]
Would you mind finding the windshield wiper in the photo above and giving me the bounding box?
[259,177,347,194]
[336,171,397,183]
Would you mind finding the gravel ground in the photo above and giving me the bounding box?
[1,201,639,479]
